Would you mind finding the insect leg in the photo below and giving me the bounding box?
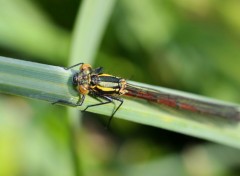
[52,95,86,107]
[92,67,103,74]
[83,94,124,128]
[64,63,84,70]
[106,96,123,128]
[82,95,113,112]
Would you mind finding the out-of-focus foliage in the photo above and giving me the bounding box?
[1,0,240,175]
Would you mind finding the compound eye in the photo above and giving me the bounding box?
[72,73,79,86]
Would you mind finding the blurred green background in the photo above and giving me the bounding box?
[1,0,240,175]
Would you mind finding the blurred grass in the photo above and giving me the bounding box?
[0,0,70,63]
[1,0,240,176]
[70,0,116,64]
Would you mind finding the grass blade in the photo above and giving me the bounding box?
[1,56,240,149]
[70,0,116,64]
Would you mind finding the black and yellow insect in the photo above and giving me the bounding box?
[54,63,240,123]
[55,63,128,123]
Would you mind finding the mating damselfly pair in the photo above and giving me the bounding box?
[54,63,240,124]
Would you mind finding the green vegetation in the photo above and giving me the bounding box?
[1,0,240,175]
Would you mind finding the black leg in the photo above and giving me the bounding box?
[82,95,123,128]
[53,94,124,128]
[106,96,123,128]
[52,95,85,107]
[82,95,113,112]
[64,63,84,70]
[92,67,103,74]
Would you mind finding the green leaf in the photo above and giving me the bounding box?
[1,56,240,149]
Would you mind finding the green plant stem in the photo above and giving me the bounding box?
[1,56,240,149]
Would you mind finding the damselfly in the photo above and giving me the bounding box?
[54,63,240,124]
